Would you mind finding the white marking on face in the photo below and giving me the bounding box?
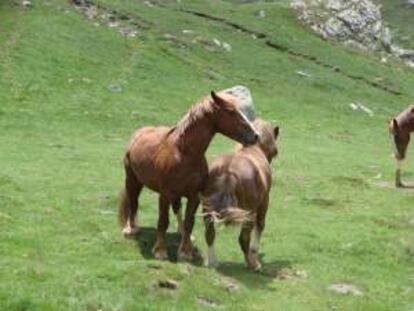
[236,108,257,138]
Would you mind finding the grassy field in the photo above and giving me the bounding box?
[375,0,414,50]
[1,0,414,310]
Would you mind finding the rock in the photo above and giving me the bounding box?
[213,38,221,47]
[296,70,312,78]
[258,10,266,18]
[222,42,232,52]
[22,0,32,7]
[328,283,364,296]
[182,29,195,35]
[225,281,239,293]
[107,84,123,93]
[220,85,256,121]
[291,0,414,68]
[349,102,374,117]
[197,297,223,308]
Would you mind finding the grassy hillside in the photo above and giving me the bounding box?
[375,0,414,50]
[1,0,414,310]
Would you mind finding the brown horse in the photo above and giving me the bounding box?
[118,91,259,261]
[201,119,279,271]
[389,105,414,187]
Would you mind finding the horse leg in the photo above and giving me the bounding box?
[238,222,254,269]
[178,195,199,261]
[396,159,404,187]
[152,195,170,260]
[203,211,217,268]
[248,198,269,271]
[119,163,143,236]
[172,198,184,236]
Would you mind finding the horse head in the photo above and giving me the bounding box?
[253,119,279,163]
[210,91,259,145]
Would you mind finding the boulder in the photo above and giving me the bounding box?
[291,0,414,68]
[220,85,256,121]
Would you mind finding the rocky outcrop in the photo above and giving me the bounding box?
[291,0,414,68]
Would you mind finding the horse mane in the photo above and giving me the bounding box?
[171,96,215,141]
[395,105,414,130]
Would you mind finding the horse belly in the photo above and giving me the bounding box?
[127,127,170,192]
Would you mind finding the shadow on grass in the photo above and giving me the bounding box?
[131,226,203,265]
[216,256,293,289]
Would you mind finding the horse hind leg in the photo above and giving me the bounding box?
[203,209,218,268]
[172,198,184,236]
[119,159,143,236]
[238,223,256,269]
[247,198,269,271]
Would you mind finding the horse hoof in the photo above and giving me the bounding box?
[178,252,193,262]
[122,226,139,236]
[251,262,262,272]
[153,249,168,261]
[205,259,218,269]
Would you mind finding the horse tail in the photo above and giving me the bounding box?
[118,151,137,227]
[201,174,253,226]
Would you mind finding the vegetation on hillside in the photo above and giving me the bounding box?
[1,0,413,310]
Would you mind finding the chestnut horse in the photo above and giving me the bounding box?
[389,105,414,187]
[201,119,279,271]
[118,91,259,261]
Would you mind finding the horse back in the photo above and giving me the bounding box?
[206,148,272,210]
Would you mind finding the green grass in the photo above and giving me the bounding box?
[375,0,414,50]
[1,0,414,310]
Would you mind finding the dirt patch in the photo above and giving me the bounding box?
[197,297,223,308]
[331,176,369,188]
[70,0,151,38]
[328,283,364,297]
[305,197,337,208]
[157,279,179,290]
[373,180,414,192]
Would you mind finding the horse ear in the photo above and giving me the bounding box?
[211,91,232,110]
[393,118,399,131]
[274,126,279,138]
[211,91,221,106]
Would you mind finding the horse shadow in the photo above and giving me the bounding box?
[131,227,294,289]
[216,255,293,289]
[131,226,203,265]
[399,183,414,190]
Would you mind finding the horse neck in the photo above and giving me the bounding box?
[242,145,268,163]
[398,114,414,133]
[172,102,216,157]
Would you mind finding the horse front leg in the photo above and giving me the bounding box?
[396,159,404,188]
[171,198,184,236]
[178,195,199,261]
[152,195,170,260]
